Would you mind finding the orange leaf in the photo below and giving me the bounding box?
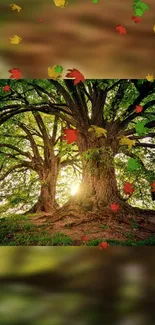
[9,68,22,80]
[65,69,85,85]
[99,242,109,250]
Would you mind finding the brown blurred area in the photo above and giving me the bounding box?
[0,247,155,325]
[0,0,155,78]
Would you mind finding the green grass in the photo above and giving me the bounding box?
[0,214,155,246]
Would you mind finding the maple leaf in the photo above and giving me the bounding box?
[54,65,63,73]
[88,125,107,138]
[99,242,109,250]
[131,16,142,23]
[10,3,22,12]
[127,158,140,171]
[92,0,99,3]
[153,25,155,33]
[119,136,136,150]
[123,182,135,195]
[115,25,126,35]
[133,1,149,17]
[53,0,68,8]
[135,105,143,113]
[65,69,85,85]
[150,182,155,192]
[62,129,78,144]
[8,68,22,80]
[10,34,22,44]
[48,65,62,79]
[146,74,154,82]
[3,85,11,92]
[136,121,148,135]
[110,203,120,213]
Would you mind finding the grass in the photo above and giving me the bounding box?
[0,214,155,246]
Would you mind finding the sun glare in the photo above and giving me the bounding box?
[70,184,79,196]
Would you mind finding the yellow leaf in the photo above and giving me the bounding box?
[88,125,107,138]
[146,73,154,82]
[10,3,22,12]
[47,65,62,79]
[53,0,68,8]
[10,34,22,44]
[119,136,136,150]
[153,25,155,33]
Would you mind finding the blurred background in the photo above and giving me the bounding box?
[0,0,155,78]
[0,247,155,324]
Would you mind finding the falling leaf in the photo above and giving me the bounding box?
[39,18,42,22]
[8,68,22,80]
[127,158,140,171]
[92,0,99,3]
[133,1,149,17]
[81,235,88,242]
[146,74,154,82]
[54,65,63,73]
[115,25,126,35]
[131,16,142,23]
[119,136,136,150]
[48,65,62,79]
[153,25,155,33]
[3,85,11,92]
[10,34,22,44]
[135,105,143,113]
[10,3,22,12]
[110,203,120,213]
[150,182,155,192]
[53,0,68,8]
[99,242,109,250]
[124,182,135,195]
[65,69,85,85]
[88,125,107,138]
[136,121,148,135]
[62,129,78,144]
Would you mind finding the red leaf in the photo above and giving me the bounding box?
[99,242,109,250]
[3,85,11,92]
[62,129,78,144]
[124,182,135,195]
[131,16,142,23]
[81,235,88,242]
[65,69,85,85]
[115,25,126,35]
[110,202,120,213]
[150,181,155,192]
[9,68,22,80]
[135,105,143,113]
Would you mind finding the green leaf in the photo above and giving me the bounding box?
[136,121,148,135]
[127,158,140,171]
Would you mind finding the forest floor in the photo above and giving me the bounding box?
[0,213,155,246]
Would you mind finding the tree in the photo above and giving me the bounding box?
[0,79,155,232]
[0,107,80,213]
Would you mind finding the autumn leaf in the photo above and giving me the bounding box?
[62,129,78,144]
[131,16,142,23]
[124,182,135,195]
[135,105,143,113]
[115,25,126,35]
[153,25,155,33]
[53,0,68,8]
[136,121,148,135]
[3,85,11,92]
[65,69,85,85]
[133,1,149,17]
[119,136,136,150]
[48,65,62,79]
[10,34,22,44]
[110,203,120,213]
[54,65,63,73]
[8,68,22,80]
[99,242,109,250]
[146,74,154,82]
[127,158,140,171]
[150,182,155,192]
[10,3,22,12]
[88,125,107,138]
